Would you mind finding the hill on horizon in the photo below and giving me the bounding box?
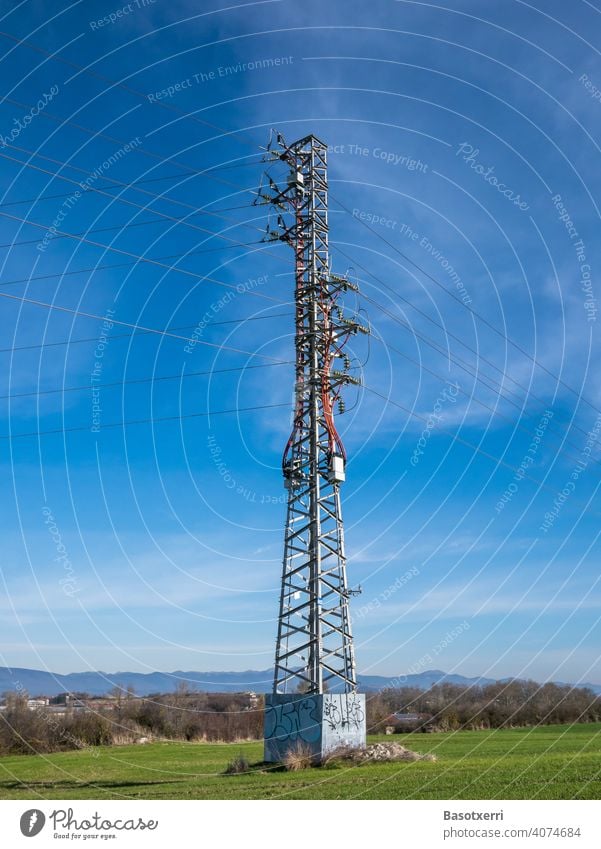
[1,666,599,698]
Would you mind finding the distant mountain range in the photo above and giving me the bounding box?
[1,666,600,697]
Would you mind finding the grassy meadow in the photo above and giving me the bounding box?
[0,723,599,800]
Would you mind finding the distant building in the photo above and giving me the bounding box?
[47,705,68,716]
[385,711,435,733]
[27,698,50,709]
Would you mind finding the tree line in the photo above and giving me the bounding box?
[0,679,599,756]
[368,680,601,732]
[0,686,263,755]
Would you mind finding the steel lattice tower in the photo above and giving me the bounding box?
[257,133,368,696]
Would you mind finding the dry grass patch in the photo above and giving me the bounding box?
[283,742,315,771]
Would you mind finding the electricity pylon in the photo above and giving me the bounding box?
[257,133,368,696]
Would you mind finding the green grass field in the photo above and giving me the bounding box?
[1,724,600,800]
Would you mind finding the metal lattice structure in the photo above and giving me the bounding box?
[256,133,368,695]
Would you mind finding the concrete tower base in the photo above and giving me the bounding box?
[264,692,366,763]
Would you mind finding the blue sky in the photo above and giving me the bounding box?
[0,0,600,687]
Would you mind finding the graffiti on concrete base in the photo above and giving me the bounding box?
[323,694,365,732]
[264,697,322,743]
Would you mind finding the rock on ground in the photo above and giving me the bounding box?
[333,741,437,764]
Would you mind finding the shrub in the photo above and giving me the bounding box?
[65,712,113,747]
[283,742,315,771]
[224,753,250,775]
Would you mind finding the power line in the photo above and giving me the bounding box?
[5,113,524,448]
[7,146,564,454]
[0,145,266,246]
[5,186,589,470]
[361,383,601,519]
[14,54,582,443]
[359,286,598,461]
[0,291,286,361]
[0,240,269,289]
[0,294,601,474]
[0,155,263,215]
[0,207,287,305]
[0,148,299,301]
[0,170,199,209]
[368,329,601,473]
[364,282,600,452]
[335,239,544,409]
[0,216,184,249]
[0,307,594,476]
[1,191,596,507]
[0,91,305,299]
[2,139,263,227]
[5,26,498,350]
[0,402,289,441]
[3,51,595,475]
[5,155,584,464]
[18,153,569,464]
[332,190,601,421]
[1,366,598,520]
[0,361,291,401]
[31,59,601,444]
[0,27,264,146]
[1,91,260,194]
[0,36,287,249]
[0,312,293,355]
[0,221,261,253]
[0,152,298,302]
[331,243,599,447]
